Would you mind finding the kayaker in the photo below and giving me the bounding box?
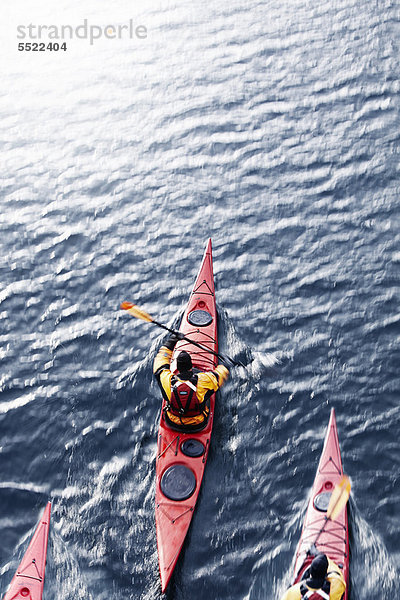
[280,553,346,600]
[153,333,229,430]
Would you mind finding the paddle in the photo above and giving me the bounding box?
[120,301,246,367]
[311,475,351,549]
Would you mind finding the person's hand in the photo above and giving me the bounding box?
[218,357,229,369]
[166,332,185,346]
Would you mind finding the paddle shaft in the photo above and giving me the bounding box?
[151,319,244,367]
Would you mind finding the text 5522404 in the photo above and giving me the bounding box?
[18,42,67,51]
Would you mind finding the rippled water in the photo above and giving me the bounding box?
[1,0,399,598]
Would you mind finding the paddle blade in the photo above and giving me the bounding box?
[120,302,154,323]
[327,475,351,521]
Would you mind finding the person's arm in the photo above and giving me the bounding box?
[153,334,179,379]
[279,585,299,600]
[153,334,181,403]
[197,364,229,394]
[326,558,346,600]
[211,364,229,388]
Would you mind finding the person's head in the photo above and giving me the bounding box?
[306,554,328,589]
[177,351,193,374]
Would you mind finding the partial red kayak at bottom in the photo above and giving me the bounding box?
[2,502,51,600]
[292,409,349,599]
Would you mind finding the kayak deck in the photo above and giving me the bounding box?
[155,239,218,592]
[3,502,51,600]
[292,409,349,599]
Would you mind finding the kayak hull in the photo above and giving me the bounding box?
[3,502,51,600]
[155,239,218,592]
[292,409,349,599]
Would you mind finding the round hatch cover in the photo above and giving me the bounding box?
[181,439,205,457]
[160,465,196,501]
[188,309,213,327]
[314,491,332,512]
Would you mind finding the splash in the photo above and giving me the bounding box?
[47,526,94,600]
[349,498,398,600]
[250,350,282,379]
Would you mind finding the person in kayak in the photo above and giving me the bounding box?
[153,333,229,431]
[280,553,346,600]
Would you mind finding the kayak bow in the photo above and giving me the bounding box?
[2,502,51,600]
[292,409,349,598]
[155,238,218,592]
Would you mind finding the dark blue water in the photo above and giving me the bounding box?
[1,0,399,598]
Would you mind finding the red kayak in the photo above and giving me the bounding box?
[155,238,218,592]
[3,502,51,600]
[292,409,349,598]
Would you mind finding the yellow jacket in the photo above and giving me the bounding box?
[280,558,346,600]
[153,345,229,426]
